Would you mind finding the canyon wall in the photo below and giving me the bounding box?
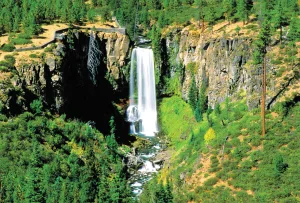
[163,29,299,109]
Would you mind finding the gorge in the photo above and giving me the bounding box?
[0,3,299,201]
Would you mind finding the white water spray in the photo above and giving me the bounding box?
[127,48,158,137]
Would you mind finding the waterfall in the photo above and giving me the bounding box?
[87,31,101,85]
[127,48,158,137]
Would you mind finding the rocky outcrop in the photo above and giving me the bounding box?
[98,32,130,87]
[0,30,132,140]
[11,30,131,112]
[165,30,299,109]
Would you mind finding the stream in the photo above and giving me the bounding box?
[128,138,163,197]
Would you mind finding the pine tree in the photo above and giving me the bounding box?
[97,165,111,202]
[205,1,217,29]
[272,0,287,43]
[287,17,300,42]
[198,0,206,32]
[253,16,271,137]
[12,6,21,32]
[207,106,213,127]
[223,0,236,24]
[2,7,13,32]
[236,0,253,25]
[165,179,174,203]
[188,76,198,111]
[195,102,203,122]
[24,168,44,203]
[155,182,167,203]
[215,103,221,115]
[80,147,97,202]
[163,0,170,8]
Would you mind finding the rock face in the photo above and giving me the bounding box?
[0,30,132,140]
[12,31,131,112]
[178,32,258,108]
[98,32,130,85]
[164,30,299,109]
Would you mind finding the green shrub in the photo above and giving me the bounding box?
[241,159,253,170]
[44,43,57,52]
[30,99,43,115]
[204,177,218,187]
[271,59,282,65]
[11,37,32,45]
[209,166,220,172]
[0,114,8,121]
[44,47,52,52]
[274,154,288,175]
[18,32,32,39]
[29,54,38,58]
[0,65,9,72]
[230,137,241,146]
[245,24,258,30]
[250,135,261,147]
[275,68,284,77]
[0,61,11,68]
[279,44,285,49]
[186,62,197,74]
[4,55,16,65]
[1,44,15,52]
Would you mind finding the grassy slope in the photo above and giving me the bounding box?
[157,95,300,202]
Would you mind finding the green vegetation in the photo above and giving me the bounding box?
[0,54,16,72]
[0,100,134,202]
[188,76,197,111]
[99,0,299,42]
[0,44,15,52]
[0,0,88,37]
[140,178,174,203]
[29,53,38,58]
[159,96,197,148]
[143,94,300,202]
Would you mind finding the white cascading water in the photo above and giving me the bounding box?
[127,48,158,137]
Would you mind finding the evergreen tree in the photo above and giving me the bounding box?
[25,141,44,203]
[207,106,213,127]
[24,168,44,203]
[215,103,221,115]
[253,16,271,137]
[188,76,198,111]
[163,0,170,8]
[223,0,236,24]
[195,101,203,122]
[236,0,253,25]
[165,179,174,203]
[198,0,206,32]
[155,182,167,203]
[152,0,162,9]
[12,6,21,32]
[97,165,111,202]
[287,17,300,42]
[205,1,217,29]
[272,0,287,43]
[274,154,288,175]
[2,7,13,32]
[47,177,62,203]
